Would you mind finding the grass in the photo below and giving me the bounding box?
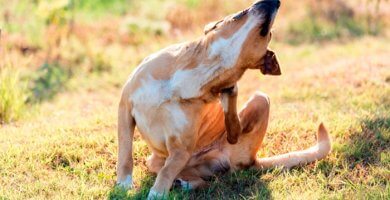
[1,37,388,199]
[285,1,372,44]
[0,0,389,199]
[0,61,29,124]
[29,62,71,103]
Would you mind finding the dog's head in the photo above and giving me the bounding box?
[204,0,281,76]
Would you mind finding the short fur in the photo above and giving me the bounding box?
[116,1,331,199]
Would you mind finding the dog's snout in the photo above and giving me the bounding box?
[254,0,281,11]
[253,0,280,36]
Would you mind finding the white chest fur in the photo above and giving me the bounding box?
[130,75,188,151]
[128,15,257,151]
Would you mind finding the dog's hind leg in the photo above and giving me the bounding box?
[235,93,331,170]
[146,153,165,174]
[220,84,241,144]
[239,92,270,137]
[116,99,136,189]
[226,92,271,170]
[174,176,208,190]
[174,149,230,190]
[174,167,209,190]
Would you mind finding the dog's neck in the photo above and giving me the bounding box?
[170,13,262,101]
[169,34,250,102]
[197,38,247,95]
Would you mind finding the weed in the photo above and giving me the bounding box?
[286,0,385,44]
[75,0,133,15]
[29,62,71,103]
[0,63,29,124]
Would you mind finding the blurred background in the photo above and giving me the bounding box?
[0,0,389,122]
[0,0,389,199]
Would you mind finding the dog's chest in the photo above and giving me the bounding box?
[130,76,193,152]
[129,51,228,152]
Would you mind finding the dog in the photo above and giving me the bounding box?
[116,0,331,199]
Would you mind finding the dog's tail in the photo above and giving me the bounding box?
[254,123,331,169]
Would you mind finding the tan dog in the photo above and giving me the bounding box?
[116,0,331,199]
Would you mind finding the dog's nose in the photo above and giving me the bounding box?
[253,0,281,11]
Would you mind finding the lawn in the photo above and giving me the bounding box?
[0,0,389,199]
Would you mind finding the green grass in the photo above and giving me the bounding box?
[29,62,71,103]
[75,0,133,14]
[0,0,389,199]
[284,0,386,44]
[1,37,388,199]
[0,63,29,124]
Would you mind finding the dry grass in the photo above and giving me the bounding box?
[0,0,389,199]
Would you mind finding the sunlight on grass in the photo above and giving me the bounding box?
[0,61,29,124]
[0,0,389,199]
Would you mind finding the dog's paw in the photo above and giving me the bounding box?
[173,179,193,191]
[116,175,133,190]
[227,134,239,144]
[147,189,166,200]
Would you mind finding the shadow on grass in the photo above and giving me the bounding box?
[331,115,390,169]
[108,169,271,200]
[312,115,390,196]
[345,116,389,166]
[108,116,389,199]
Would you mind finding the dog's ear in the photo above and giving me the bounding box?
[259,50,282,76]
[204,20,223,35]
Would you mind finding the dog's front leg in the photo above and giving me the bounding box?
[220,84,241,144]
[148,137,191,199]
[116,100,136,189]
